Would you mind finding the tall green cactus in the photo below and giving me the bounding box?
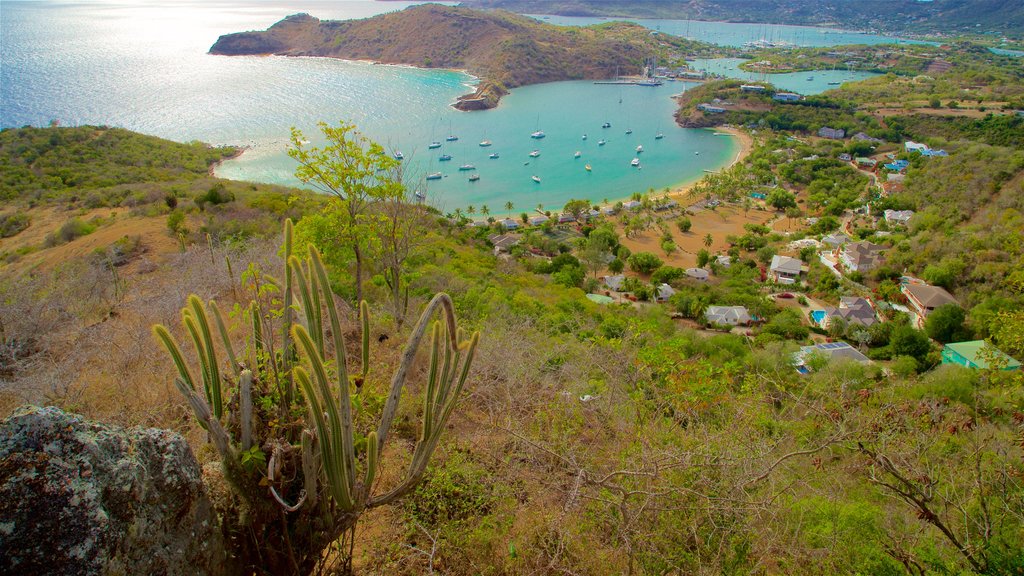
[151,219,480,575]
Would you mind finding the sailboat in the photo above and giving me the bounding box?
[655,131,664,140]
[630,158,640,167]
[489,152,499,159]
[393,151,404,160]
[459,164,475,171]
[598,139,607,146]
[625,129,633,135]
[530,114,545,139]
[602,122,611,129]
[479,139,492,147]
[439,154,452,161]
[636,145,643,153]
[532,175,541,183]
[426,172,442,180]
[529,150,540,157]
[585,164,592,172]
[468,174,480,182]
[446,120,458,141]
[574,151,582,158]
[582,134,588,140]
[428,141,442,149]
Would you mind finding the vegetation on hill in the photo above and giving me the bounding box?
[3,110,1024,575]
[209,5,719,109]
[460,0,1024,37]
[0,126,238,202]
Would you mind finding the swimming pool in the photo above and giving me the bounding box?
[810,310,827,325]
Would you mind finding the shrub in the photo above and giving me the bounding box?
[44,217,96,246]
[627,252,663,274]
[0,213,30,238]
[677,217,692,233]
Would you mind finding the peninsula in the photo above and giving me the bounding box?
[209,5,715,110]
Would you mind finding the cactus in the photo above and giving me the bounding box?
[151,219,480,575]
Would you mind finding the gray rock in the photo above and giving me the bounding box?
[0,406,225,576]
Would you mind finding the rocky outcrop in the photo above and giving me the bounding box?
[0,406,226,576]
[454,81,509,111]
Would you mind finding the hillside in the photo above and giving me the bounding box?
[460,0,1024,37]
[3,123,1024,574]
[209,5,715,110]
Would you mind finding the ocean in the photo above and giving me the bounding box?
[1,1,914,210]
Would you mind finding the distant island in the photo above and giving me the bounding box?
[457,0,1024,38]
[209,4,716,110]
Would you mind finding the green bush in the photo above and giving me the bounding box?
[627,252,663,274]
[44,217,97,246]
[0,212,30,238]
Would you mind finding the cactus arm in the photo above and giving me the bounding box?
[301,430,319,508]
[310,247,356,487]
[289,256,316,344]
[295,368,350,509]
[368,330,478,509]
[250,301,264,357]
[421,322,441,439]
[188,295,223,419]
[293,326,354,510]
[210,301,241,378]
[281,218,295,404]
[375,293,459,453]
[309,259,323,354]
[363,430,379,497]
[182,313,212,407]
[360,300,370,380]
[240,369,254,451]
[152,325,195,391]
[174,376,232,460]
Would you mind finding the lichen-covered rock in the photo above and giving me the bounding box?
[0,406,226,576]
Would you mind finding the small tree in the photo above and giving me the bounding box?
[289,122,402,306]
[677,217,692,233]
[925,304,968,344]
[627,252,664,274]
[564,198,591,222]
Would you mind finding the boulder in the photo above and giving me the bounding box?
[0,406,225,576]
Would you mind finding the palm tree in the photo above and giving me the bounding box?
[505,201,514,217]
[453,208,464,221]
[481,205,490,217]
[703,233,713,249]
[536,203,544,214]
[467,205,476,215]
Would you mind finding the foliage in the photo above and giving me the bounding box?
[0,212,30,238]
[152,220,480,575]
[627,251,663,274]
[924,304,969,344]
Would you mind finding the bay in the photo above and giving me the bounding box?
[531,14,927,48]
[687,58,882,95]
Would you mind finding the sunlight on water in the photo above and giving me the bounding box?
[3,0,907,209]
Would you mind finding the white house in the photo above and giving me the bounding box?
[769,255,804,284]
[528,214,549,226]
[685,268,709,282]
[705,305,752,326]
[500,218,520,230]
[883,209,914,226]
[656,283,676,302]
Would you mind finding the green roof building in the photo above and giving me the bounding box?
[941,341,1022,371]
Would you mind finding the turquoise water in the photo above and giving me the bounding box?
[220,77,736,212]
[688,58,881,95]
[533,14,928,48]
[989,47,1024,57]
[1,0,734,210]
[4,1,909,210]
[810,310,826,325]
